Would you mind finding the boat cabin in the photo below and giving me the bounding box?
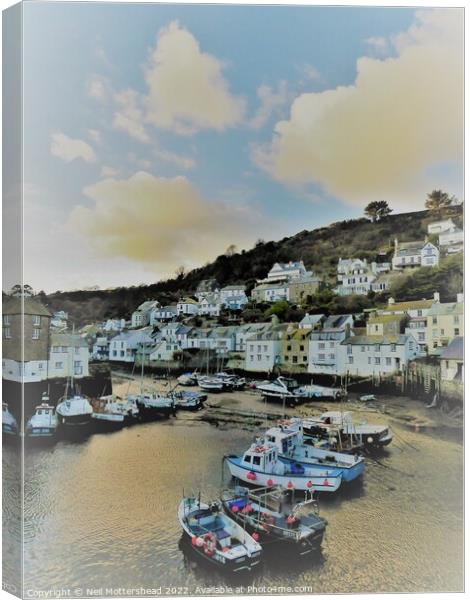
[34,402,55,417]
[265,424,302,457]
[277,377,299,391]
[241,441,278,473]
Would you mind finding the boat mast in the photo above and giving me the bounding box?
[141,341,145,395]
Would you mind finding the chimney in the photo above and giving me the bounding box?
[433,291,440,302]
[457,293,463,303]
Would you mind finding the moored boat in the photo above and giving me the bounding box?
[224,440,342,493]
[178,371,199,386]
[198,376,224,393]
[56,394,93,427]
[265,419,365,482]
[2,402,18,436]
[221,485,327,556]
[302,411,392,450]
[26,394,59,438]
[171,391,205,411]
[91,395,127,430]
[257,377,343,406]
[178,496,262,573]
[130,391,175,420]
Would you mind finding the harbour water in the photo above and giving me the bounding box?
[12,399,463,596]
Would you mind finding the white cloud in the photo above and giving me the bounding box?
[144,21,245,134]
[87,129,101,143]
[252,9,463,211]
[365,36,390,55]
[87,74,110,102]
[70,172,263,274]
[100,165,120,178]
[154,147,196,170]
[50,132,96,163]
[249,81,289,130]
[112,89,150,143]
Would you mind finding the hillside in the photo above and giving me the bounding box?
[39,206,463,326]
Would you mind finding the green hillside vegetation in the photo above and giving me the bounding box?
[35,206,463,326]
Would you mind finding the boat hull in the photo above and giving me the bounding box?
[280,455,364,482]
[225,456,342,493]
[26,426,57,438]
[2,423,18,436]
[57,413,93,427]
[136,402,174,420]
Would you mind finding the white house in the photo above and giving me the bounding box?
[392,239,439,270]
[338,334,419,377]
[103,318,126,332]
[148,340,180,362]
[224,295,249,311]
[336,258,391,296]
[48,333,90,379]
[440,337,463,382]
[177,297,199,316]
[210,326,237,355]
[439,228,463,248]
[92,336,109,361]
[245,327,286,372]
[299,313,325,330]
[150,305,178,324]
[131,300,160,328]
[251,282,290,303]
[220,285,246,302]
[261,261,309,283]
[109,327,154,362]
[427,219,456,235]
[308,315,353,375]
[196,279,220,301]
[187,328,216,350]
[51,311,68,330]
[198,293,222,317]
[234,323,271,354]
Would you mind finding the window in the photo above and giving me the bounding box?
[446,361,449,369]
[3,327,11,339]
[347,345,352,355]
[33,315,41,326]
[432,317,437,325]
[3,315,10,326]
[329,353,335,360]
[55,362,63,369]
[300,345,304,351]
[330,341,335,348]
[32,328,40,340]
[432,329,438,338]
[243,455,252,464]
[257,354,262,361]
[454,315,460,324]
[418,332,425,341]
[368,357,372,364]
[433,341,438,348]
[454,328,459,336]
[440,329,445,336]
[386,357,392,366]
[348,356,354,364]
[253,456,261,466]
[417,310,422,317]
[375,345,381,352]
[375,357,381,365]
[250,355,254,362]
[120,351,125,357]
[361,346,365,352]
[293,356,298,364]
[391,344,396,352]
[113,351,117,357]
[264,345,268,352]
[284,356,289,362]
[38,363,44,370]
[375,325,379,332]
[303,356,308,362]
[318,353,325,360]
[319,343,325,349]
[287,345,292,352]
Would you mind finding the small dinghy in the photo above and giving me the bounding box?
[225,440,342,493]
[26,394,58,438]
[221,485,327,556]
[178,496,262,574]
[2,402,18,436]
[56,394,93,427]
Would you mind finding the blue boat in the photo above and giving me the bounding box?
[263,418,365,483]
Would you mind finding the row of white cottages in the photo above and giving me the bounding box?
[104,315,421,378]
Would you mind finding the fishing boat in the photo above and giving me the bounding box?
[130,391,175,420]
[26,394,59,438]
[302,411,392,450]
[91,395,129,430]
[178,371,199,386]
[221,485,327,555]
[264,419,364,482]
[178,496,262,573]
[56,394,93,427]
[171,391,205,411]
[224,440,342,493]
[214,373,246,391]
[198,376,224,392]
[2,403,18,436]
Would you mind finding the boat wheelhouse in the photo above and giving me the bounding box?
[264,419,364,482]
[26,395,59,438]
[225,440,342,493]
[178,497,262,573]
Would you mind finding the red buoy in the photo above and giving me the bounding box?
[306,480,313,488]
[287,481,294,489]
[267,478,274,487]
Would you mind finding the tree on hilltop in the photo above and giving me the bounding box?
[425,190,452,213]
[364,201,392,222]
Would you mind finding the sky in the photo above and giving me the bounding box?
[14,3,463,292]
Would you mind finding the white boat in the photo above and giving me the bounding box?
[26,394,59,438]
[91,395,130,429]
[177,371,199,386]
[264,418,364,482]
[302,411,392,449]
[256,376,299,401]
[224,440,343,493]
[2,403,18,436]
[257,377,343,405]
[178,497,262,573]
[56,394,93,427]
[129,391,175,419]
[198,376,224,392]
[171,391,204,411]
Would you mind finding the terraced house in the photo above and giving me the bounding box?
[308,314,354,375]
[426,294,464,353]
[245,324,289,373]
[280,326,310,371]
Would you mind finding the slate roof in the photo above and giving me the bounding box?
[50,332,88,348]
[341,334,410,346]
[440,337,463,361]
[382,299,434,312]
[427,302,464,317]
[3,296,52,317]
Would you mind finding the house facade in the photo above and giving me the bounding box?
[392,239,439,270]
[198,294,222,316]
[177,298,199,316]
[2,296,52,383]
[427,219,456,235]
[339,334,419,377]
[48,333,90,379]
[220,285,246,303]
[150,305,178,324]
[288,277,322,304]
[336,258,391,296]
[196,279,220,301]
[109,327,154,362]
[426,295,464,353]
[308,315,354,375]
[245,327,286,372]
[439,228,463,248]
[251,282,290,303]
[131,300,160,328]
[299,313,324,330]
[280,326,310,370]
[262,261,309,283]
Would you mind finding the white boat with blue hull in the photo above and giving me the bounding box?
[256,377,344,406]
[178,497,262,574]
[26,395,59,438]
[56,394,93,427]
[225,441,342,493]
[265,419,365,482]
[2,402,18,436]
